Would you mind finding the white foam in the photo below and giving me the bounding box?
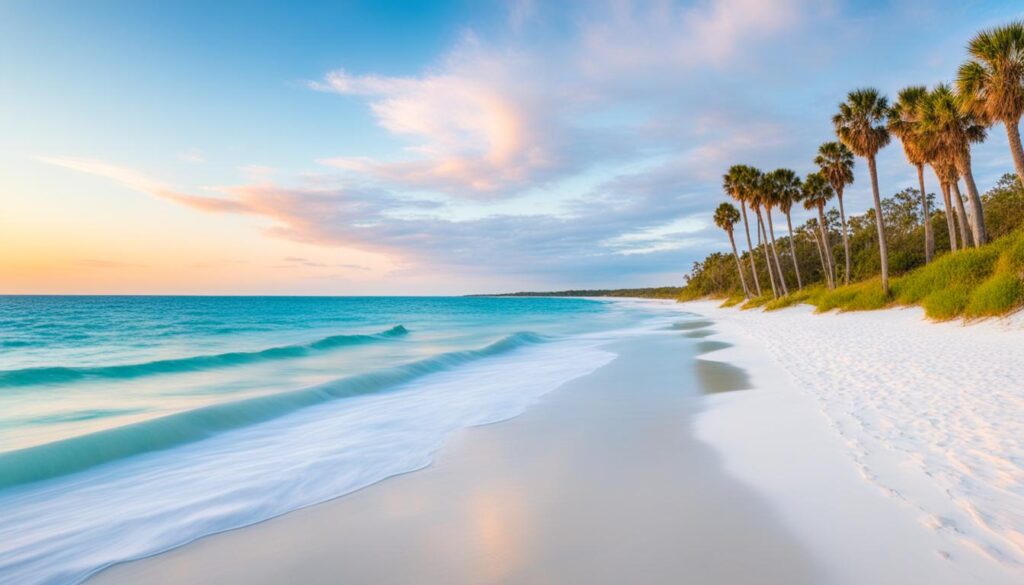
[0,336,621,585]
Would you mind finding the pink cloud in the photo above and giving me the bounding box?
[309,1,813,197]
[312,39,566,196]
[40,157,249,214]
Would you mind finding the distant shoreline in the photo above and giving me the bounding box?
[468,287,683,299]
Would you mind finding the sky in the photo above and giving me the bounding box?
[2,0,1022,295]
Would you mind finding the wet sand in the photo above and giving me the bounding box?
[92,329,822,584]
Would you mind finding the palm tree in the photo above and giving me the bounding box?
[745,168,779,298]
[957,22,1024,187]
[814,142,855,285]
[714,202,750,299]
[803,219,830,282]
[889,86,935,262]
[931,159,961,251]
[950,180,974,247]
[769,168,804,289]
[933,153,972,248]
[802,172,837,288]
[723,165,762,296]
[833,88,892,293]
[919,83,988,246]
[761,170,790,295]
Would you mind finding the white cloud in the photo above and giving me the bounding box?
[177,149,205,164]
[309,1,813,198]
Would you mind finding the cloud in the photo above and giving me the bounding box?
[39,1,846,289]
[312,39,577,196]
[279,257,371,271]
[177,149,205,164]
[576,0,808,78]
[72,258,149,269]
[45,152,719,285]
[41,156,251,213]
[240,165,276,179]
[309,1,813,198]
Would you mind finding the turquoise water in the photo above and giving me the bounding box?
[0,295,681,584]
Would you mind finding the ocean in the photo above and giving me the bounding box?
[0,295,679,584]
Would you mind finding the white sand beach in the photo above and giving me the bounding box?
[90,299,1024,585]
[684,300,1024,583]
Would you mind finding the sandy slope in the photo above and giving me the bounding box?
[684,300,1023,581]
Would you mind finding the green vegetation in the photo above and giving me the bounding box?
[687,21,1024,321]
[711,228,1024,320]
[686,177,1024,320]
[478,287,684,299]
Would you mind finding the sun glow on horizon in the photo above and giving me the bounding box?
[3,1,1021,294]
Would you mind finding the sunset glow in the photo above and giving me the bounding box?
[2,1,1020,294]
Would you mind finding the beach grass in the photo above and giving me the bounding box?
[762,288,817,311]
[740,294,773,310]
[719,295,745,308]
[729,229,1024,320]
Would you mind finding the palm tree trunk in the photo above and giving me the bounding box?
[817,204,836,288]
[867,155,889,294]
[739,201,762,296]
[728,230,750,298]
[811,227,832,288]
[835,191,851,286]
[765,209,789,295]
[917,164,934,263]
[755,208,778,298]
[940,181,958,252]
[784,210,802,289]
[950,180,972,248]
[1004,118,1024,188]
[958,154,987,246]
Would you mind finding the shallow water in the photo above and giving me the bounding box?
[0,296,682,584]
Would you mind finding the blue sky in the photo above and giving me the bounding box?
[2,0,1022,294]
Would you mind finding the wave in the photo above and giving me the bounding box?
[0,325,409,387]
[0,331,544,491]
[0,340,33,349]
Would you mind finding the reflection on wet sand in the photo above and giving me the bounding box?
[470,488,527,582]
[669,320,714,330]
[695,359,751,394]
[92,332,818,585]
[695,340,730,354]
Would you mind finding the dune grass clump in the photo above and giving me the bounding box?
[810,278,890,312]
[1001,232,1024,272]
[921,286,972,320]
[763,288,818,311]
[964,273,1023,318]
[897,230,1024,319]
[719,295,745,308]
[891,244,1002,305]
[740,294,773,310]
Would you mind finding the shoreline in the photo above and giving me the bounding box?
[89,298,1024,583]
[92,323,825,584]
[684,299,1023,582]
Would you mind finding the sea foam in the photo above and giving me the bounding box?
[0,334,616,585]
